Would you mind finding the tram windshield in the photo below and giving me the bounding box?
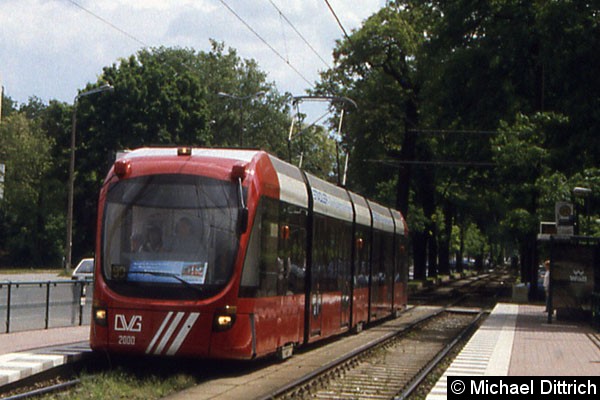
[102,174,241,299]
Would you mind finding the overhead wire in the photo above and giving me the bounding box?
[63,0,149,48]
[63,0,329,91]
[266,0,331,69]
[323,0,352,43]
[277,8,290,64]
[218,0,314,88]
[62,0,350,118]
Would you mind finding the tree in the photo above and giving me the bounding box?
[318,3,435,208]
[492,112,568,291]
[0,112,54,265]
[200,41,292,157]
[64,44,306,260]
[1,94,17,121]
[316,2,441,279]
[418,0,599,278]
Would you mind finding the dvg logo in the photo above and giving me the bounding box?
[114,314,142,332]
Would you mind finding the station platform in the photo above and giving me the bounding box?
[0,326,90,388]
[427,302,600,398]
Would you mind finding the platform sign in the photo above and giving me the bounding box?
[555,201,574,236]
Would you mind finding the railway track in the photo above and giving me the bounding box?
[266,310,483,400]
[1,269,510,399]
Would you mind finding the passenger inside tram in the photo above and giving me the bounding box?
[142,225,163,252]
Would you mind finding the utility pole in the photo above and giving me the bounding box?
[64,84,114,273]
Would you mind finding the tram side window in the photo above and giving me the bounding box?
[278,202,307,295]
[312,214,352,293]
[384,232,395,299]
[257,198,279,297]
[371,231,383,285]
[354,227,370,288]
[312,215,329,291]
[240,197,307,297]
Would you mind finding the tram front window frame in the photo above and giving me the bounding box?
[101,173,241,300]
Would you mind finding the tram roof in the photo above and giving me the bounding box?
[348,192,371,227]
[367,200,395,233]
[268,155,309,208]
[390,209,408,236]
[118,147,262,163]
[305,173,353,223]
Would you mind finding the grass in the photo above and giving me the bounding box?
[39,368,197,400]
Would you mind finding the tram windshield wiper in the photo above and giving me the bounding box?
[131,270,203,294]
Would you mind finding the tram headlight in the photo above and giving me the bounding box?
[93,305,108,326]
[213,306,237,332]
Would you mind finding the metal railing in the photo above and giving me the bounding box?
[0,280,93,333]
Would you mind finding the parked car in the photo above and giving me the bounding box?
[71,258,94,281]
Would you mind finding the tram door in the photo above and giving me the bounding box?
[309,215,327,338]
[339,224,352,329]
[309,277,323,337]
[309,215,352,338]
[341,274,351,328]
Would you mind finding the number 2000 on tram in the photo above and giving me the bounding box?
[90,147,409,360]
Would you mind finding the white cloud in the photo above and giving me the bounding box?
[0,0,381,106]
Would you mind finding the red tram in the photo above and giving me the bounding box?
[90,148,408,359]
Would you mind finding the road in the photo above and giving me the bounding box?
[0,272,92,333]
[0,272,67,283]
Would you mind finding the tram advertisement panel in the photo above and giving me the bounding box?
[551,241,596,312]
[127,260,208,284]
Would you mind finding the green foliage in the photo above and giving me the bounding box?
[568,167,600,236]
[408,199,427,233]
[1,93,17,120]
[494,113,567,175]
[536,172,570,221]
[2,1,600,270]
[317,0,600,277]
[0,112,54,265]
[501,208,539,240]
[463,222,489,259]
[202,41,291,156]
[491,112,569,237]
[0,42,345,265]
[88,47,210,150]
[314,3,437,202]
[42,368,195,400]
[293,125,339,180]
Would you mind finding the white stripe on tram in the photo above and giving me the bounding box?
[166,312,200,356]
[145,311,174,354]
[154,312,185,355]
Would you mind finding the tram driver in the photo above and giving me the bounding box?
[142,225,164,252]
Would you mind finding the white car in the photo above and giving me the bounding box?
[72,258,94,281]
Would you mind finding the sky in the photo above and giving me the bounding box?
[0,0,383,120]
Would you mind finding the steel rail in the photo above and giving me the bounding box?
[395,311,486,399]
[2,379,80,400]
[259,307,447,400]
